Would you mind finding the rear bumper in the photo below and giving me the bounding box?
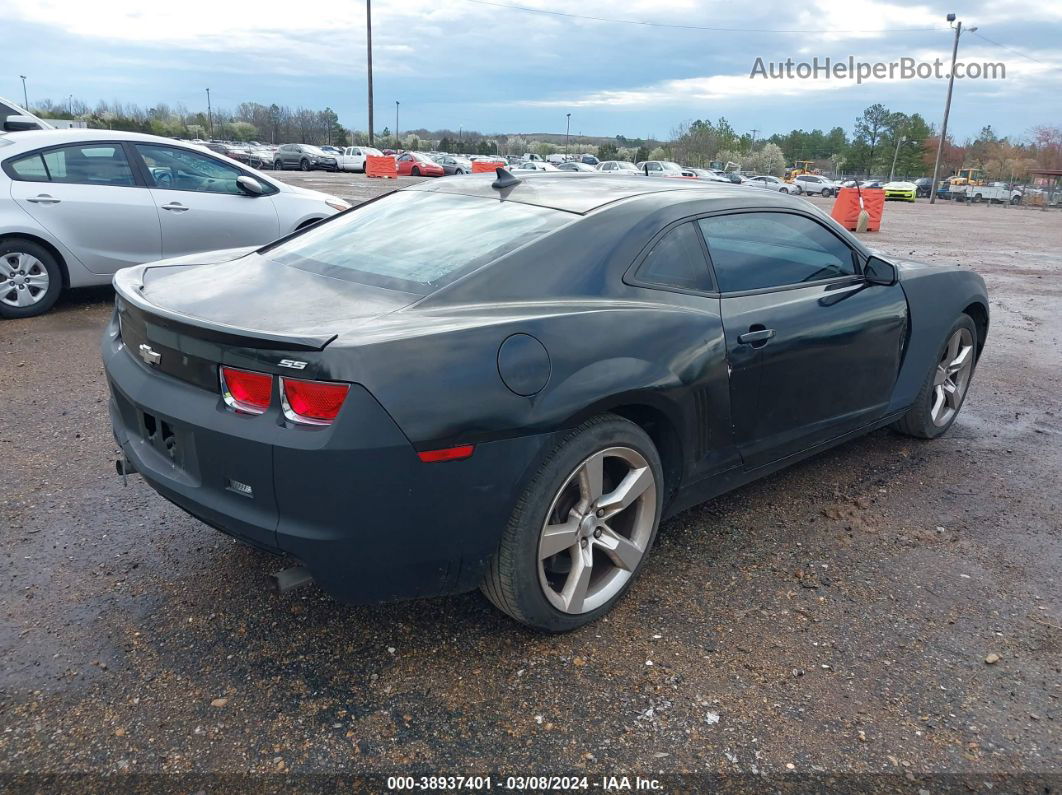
[102,314,554,603]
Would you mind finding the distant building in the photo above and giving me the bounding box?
[47,119,88,129]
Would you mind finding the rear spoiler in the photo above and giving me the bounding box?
[113,265,336,352]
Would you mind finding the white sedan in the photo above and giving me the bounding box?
[337,145,383,173]
[0,129,350,318]
[512,161,560,171]
[793,173,839,197]
[746,175,802,194]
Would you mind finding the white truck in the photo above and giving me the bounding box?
[964,182,1023,204]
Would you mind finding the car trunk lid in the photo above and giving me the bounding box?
[113,253,421,390]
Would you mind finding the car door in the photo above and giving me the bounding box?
[6,141,161,275]
[699,210,908,468]
[133,143,280,258]
[396,153,413,176]
[626,221,740,482]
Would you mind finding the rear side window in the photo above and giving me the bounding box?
[634,222,714,292]
[6,144,136,186]
[265,190,568,294]
[699,212,856,292]
[8,153,49,181]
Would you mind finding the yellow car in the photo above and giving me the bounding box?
[883,181,917,202]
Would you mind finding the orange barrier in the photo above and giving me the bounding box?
[830,187,885,232]
[471,160,506,173]
[366,155,397,179]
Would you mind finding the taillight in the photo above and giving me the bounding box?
[220,366,273,415]
[280,377,350,425]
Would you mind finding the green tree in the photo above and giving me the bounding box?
[635,145,650,163]
[598,142,619,160]
[848,103,893,176]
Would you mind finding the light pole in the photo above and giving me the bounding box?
[930,14,977,204]
[206,87,213,138]
[395,101,400,147]
[889,135,907,181]
[19,75,28,109]
[366,0,374,145]
[565,113,571,155]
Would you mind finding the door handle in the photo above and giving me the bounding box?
[26,194,60,204]
[160,202,189,212]
[737,327,775,346]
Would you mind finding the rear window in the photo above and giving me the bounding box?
[265,190,568,294]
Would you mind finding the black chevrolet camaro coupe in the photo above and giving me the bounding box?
[103,172,988,631]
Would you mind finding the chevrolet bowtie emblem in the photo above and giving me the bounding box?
[138,343,161,366]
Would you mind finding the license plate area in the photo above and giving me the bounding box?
[140,410,182,469]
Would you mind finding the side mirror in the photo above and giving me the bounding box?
[236,175,265,196]
[864,255,897,286]
[3,115,44,132]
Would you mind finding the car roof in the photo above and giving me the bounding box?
[407,172,776,214]
[0,128,200,154]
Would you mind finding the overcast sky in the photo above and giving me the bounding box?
[2,0,1059,141]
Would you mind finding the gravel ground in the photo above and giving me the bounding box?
[1,174,1060,790]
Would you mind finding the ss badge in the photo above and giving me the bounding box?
[278,359,308,370]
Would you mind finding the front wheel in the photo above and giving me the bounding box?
[482,414,663,632]
[0,239,63,319]
[300,159,310,171]
[411,166,421,176]
[821,188,833,198]
[893,315,978,439]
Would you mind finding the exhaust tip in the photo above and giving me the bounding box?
[115,457,136,477]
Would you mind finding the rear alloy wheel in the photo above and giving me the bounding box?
[0,240,62,319]
[893,315,978,439]
[482,414,663,631]
[274,161,283,170]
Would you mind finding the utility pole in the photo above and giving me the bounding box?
[565,113,571,155]
[206,87,213,138]
[395,101,400,147]
[930,14,976,204]
[889,135,907,181]
[19,75,28,109]
[750,129,760,147]
[366,0,374,145]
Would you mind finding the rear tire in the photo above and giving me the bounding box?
[274,161,283,170]
[412,167,421,177]
[481,414,663,632]
[892,314,978,439]
[0,239,63,319]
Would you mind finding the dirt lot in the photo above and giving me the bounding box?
[1,173,1059,790]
